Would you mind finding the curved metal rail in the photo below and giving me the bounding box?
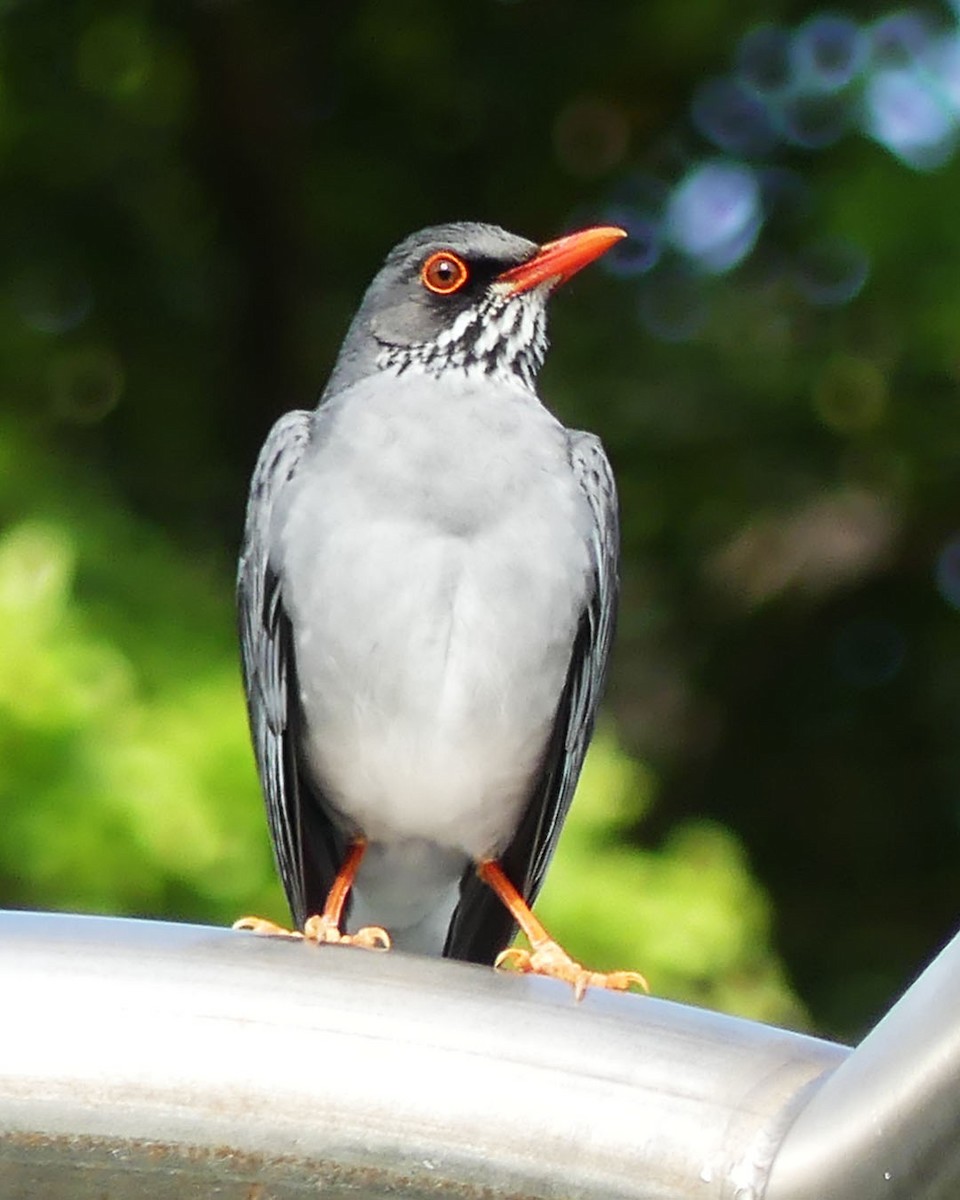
[0,910,957,1198]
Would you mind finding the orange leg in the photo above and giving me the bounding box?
[233,837,390,950]
[477,858,648,1001]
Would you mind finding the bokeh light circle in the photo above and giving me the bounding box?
[864,65,957,169]
[792,14,868,92]
[870,10,935,68]
[600,208,662,277]
[736,24,793,95]
[50,347,125,425]
[692,77,779,156]
[666,160,761,273]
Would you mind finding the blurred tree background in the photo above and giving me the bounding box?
[2,0,960,1042]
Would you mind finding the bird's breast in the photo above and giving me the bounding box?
[322,372,582,535]
[276,380,593,857]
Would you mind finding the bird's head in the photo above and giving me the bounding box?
[324,222,625,398]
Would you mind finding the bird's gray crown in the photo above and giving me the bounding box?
[322,222,550,400]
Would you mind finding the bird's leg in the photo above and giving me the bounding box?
[234,838,390,950]
[477,858,648,1001]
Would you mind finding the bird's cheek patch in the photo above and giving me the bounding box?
[371,300,442,348]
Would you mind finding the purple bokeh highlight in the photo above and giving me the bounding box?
[602,4,960,340]
[666,161,762,273]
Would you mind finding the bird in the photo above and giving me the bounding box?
[234,221,646,998]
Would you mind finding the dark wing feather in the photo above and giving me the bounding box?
[238,410,347,928]
[443,430,620,963]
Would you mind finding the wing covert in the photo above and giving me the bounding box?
[237,410,343,927]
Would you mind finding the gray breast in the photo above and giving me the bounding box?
[272,369,594,860]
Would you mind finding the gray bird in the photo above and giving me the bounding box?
[235,221,645,996]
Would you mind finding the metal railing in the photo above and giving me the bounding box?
[0,909,957,1198]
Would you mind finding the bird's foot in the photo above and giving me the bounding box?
[232,914,390,950]
[302,913,391,950]
[233,842,390,949]
[495,940,649,1002]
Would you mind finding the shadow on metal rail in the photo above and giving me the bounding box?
[0,910,958,1199]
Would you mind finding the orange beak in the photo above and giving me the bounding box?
[495,225,627,296]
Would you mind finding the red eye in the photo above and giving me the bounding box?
[421,250,469,295]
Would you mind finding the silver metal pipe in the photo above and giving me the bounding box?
[0,910,957,1198]
[765,929,960,1200]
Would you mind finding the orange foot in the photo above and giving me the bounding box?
[233,837,390,951]
[495,939,649,1002]
[232,914,391,950]
[303,913,390,949]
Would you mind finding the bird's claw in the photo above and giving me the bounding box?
[233,914,391,951]
[302,914,391,950]
[495,940,649,1002]
[233,915,304,938]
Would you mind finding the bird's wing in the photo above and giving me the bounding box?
[238,410,346,928]
[444,430,620,964]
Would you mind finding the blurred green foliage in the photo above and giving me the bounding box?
[0,420,279,921]
[3,0,960,1041]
